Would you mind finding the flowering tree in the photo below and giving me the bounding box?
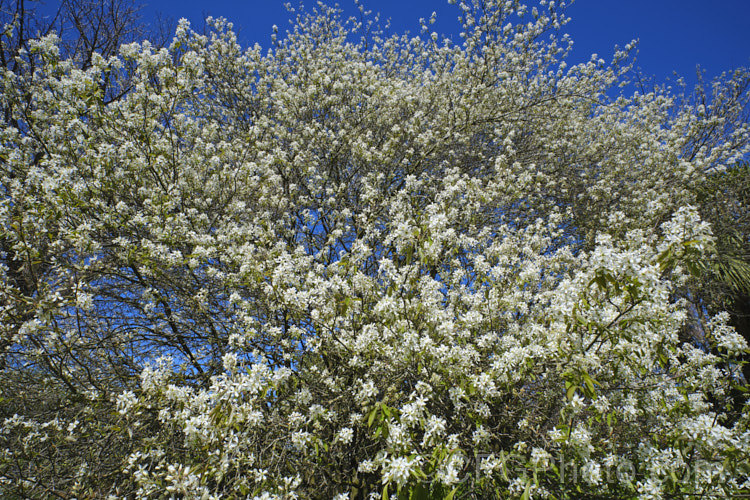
[2,1,750,498]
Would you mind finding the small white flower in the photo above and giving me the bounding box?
[382,456,418,487]
[530,447,552,468]
[336,427,354,445]
[582,460,602,485]
[358,459,377,473]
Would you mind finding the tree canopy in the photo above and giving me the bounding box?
[1,1,749,498]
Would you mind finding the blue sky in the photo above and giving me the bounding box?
[137,0,748,90]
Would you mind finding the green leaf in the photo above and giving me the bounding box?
[520,480,531,500]
[592,272,608,290]
[409,483,429,500]
[566,382,578,401]
[582,372,596,396]
[382,402,392,419]
[606,412,615,427]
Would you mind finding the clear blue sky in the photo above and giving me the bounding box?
[136,0,749,90]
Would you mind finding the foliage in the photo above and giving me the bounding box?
[1,1,750,498]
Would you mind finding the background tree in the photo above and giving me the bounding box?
[694,161,750,380]
[0,1,175,496]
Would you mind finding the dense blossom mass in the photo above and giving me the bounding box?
[1,0,750,498]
